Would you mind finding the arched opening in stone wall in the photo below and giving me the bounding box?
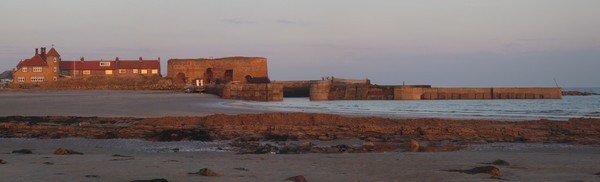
[205,68,213,84]
[176,72,186,83]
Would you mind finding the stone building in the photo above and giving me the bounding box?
[13,47,61,83]
[167,57,268,84]
[13,47,160,84]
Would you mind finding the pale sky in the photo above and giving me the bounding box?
[1,0,599,87]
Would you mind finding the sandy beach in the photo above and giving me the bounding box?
[1,91,599,181]
[1,138,599,182]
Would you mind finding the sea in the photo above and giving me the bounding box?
[238,87,600,121]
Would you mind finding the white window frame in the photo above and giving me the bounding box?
[83,70,91,75]
[18,77,25,82]
[141,69,148,74]
[33,67,42,72]
[119,69,126,74]
[22,67,27,72]
[105,70,113,75]
[100,62,111,67]
[31,76,45,82]
[53,76,57,81]
[151,69,158,74]
[133,69,138,74]
[53,67,57,72]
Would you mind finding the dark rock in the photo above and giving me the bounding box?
[112,154,133,158]
[54,148,83,155]
[145,128,211,141]
[130,179,169,182]
[189,168,218,177]
[12,149,33,154]
[0,159,6,164]
[85,175,100,178]
[234,167,248,171]
[492,159,511,166]
[43,162,54,165]
[285,175,307,182]
[447,166,502,177]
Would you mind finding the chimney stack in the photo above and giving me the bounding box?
[115,57,119,61]
[41,47,46,55]
[139,56,143,60]
[80,57,84,61]
[35,48,39,55]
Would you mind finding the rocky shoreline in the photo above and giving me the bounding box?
[1,113,599,153]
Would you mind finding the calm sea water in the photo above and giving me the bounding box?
[239,87,600,120]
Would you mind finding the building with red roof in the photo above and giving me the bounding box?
[13,46,161,84]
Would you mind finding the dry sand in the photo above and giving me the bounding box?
[1,138,599,182]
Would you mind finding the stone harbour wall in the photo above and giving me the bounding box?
[222,83,283,101]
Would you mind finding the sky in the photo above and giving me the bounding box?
[1,0,599,87]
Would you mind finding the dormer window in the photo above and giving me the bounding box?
[100,62,111,66]
[33,67,42,72]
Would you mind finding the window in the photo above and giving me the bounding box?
[18,77,24,82]
[141,69,148,74]
[53,67,57,73]
[22,67,27,72]
[151,69,158,74]
[31,77,45,82]
[133,69,138,74]
[53,76,57,81]
[100,62,111,66]
[83,70,91,75]
[61,70,69,75]
[53,58,57,63]
[73,70,80,75]
[119,69,126,74]
[33,67,42,72]
[105,70,113,75]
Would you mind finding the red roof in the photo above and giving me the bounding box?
[60,60,159,70]
[17,54,47,67]
[46,48,60,57]
[117,60,160,69]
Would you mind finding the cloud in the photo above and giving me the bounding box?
[219,18,257,25]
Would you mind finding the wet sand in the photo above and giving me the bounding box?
[0,90,265,117]
[1,138,599,182]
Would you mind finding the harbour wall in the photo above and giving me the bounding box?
[309,80,562,101]
[222,83,283,101]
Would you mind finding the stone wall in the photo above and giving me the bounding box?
[310,83,562,101]
[222,83,283,101]
[167,57,268,84]
[393,86,562,100]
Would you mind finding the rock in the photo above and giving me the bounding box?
[12,149,33,154]
[43,162,54,165]
[234,167,248,171]
[285,175,307,182]
[85,175,100,178]
[189,168,217,177]
[0,159,6,164]
[130,179,169,182]
[491,159,511,166]
[457,166,501,177]
[407,139,420,152]
[54,148,83,155]
[446,166,502,177]
[297,141,312,150]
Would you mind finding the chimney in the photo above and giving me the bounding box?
[80,57,84,61]
[41,47,46,55]
[158,57,160,62]
[35,48,39,55]
[139,56,143,60]
[115,57,119,61]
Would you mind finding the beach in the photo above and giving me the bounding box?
[1,90,600,181]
